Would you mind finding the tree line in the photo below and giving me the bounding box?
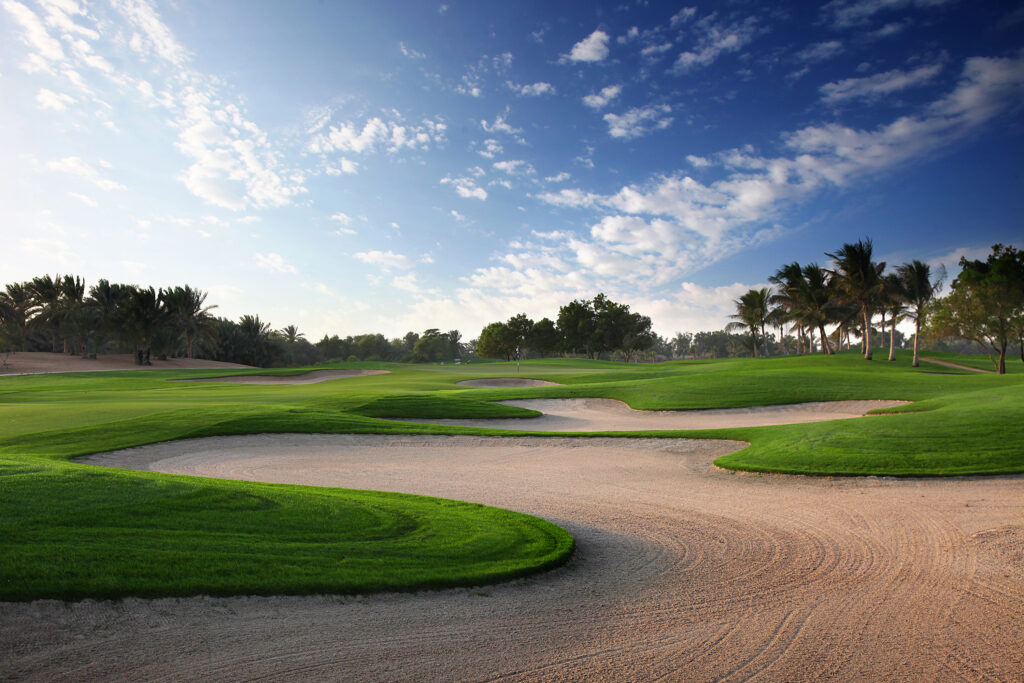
[724,240,1023,374]
[0,275,470,367]
[474,293,655,362]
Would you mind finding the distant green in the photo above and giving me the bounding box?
[2,350,1022,601]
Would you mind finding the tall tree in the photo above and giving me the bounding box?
[29,274,63,353]
[827,238,886,360]
[880,273,906,362]
[930,245,1024,374]
[117,286,166,365]
[896,260,940,368]
[557,298,596,358]
[0,282,38,351]
[726,288,773,358]
[162,285,217,359]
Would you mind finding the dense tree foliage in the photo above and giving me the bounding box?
[928,245,1023,374]
[475,294,654,361]
[0,274,472,368]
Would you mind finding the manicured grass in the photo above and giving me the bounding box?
[2,349,1022,601]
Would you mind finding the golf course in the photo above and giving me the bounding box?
[2,351,1022,679]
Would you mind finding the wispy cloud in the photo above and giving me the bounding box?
[820,63,943,104]
[507,81,556,96]
[255,252,297,274]
[47,156,126,191]
[354,249,412,270]
[670,15,759,73]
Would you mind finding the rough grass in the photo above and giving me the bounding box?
[2,349,1022,601]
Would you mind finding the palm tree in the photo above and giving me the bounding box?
[800,264,837,355]
[278,325,304,344]
[769,263,807,355]
[897,260,941,368]
[0,282,38,351]
[827,239,886,360]
[726,288,773,358]
[117,286,166,365]
[87,279,129,354]
[162,285,217,359]
[59,275,87,355]
[879,273,907,362]
[29,274,63,353]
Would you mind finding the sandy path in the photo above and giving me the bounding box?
[0,351,252,375]
[175,369,391,385]
[4,432,1022,681]
[394,398,908,431]
[457,377,561,388]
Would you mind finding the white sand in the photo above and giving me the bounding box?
[393,397,908,431]
[2,401,1021,680]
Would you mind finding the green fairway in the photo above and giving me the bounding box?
[2,351,1022,601]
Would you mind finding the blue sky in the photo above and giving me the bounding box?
[2,0,1022,340]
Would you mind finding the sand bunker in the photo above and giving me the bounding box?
[456,377,561,388]
[395,397,907,431]
[11,433,1015,681]
[177,369,391,385]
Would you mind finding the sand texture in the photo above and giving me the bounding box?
[0,351,252,375]
[394,398,908,431]
[456,377,562,388]
[4,429,1021,681]
[176,369,391,385]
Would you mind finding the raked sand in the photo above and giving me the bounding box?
[2,402,1022,681]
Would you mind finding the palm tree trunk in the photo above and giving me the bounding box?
[862,307,873,360]
[888,316,896,361]
[819,324,833,355]
[912,319,920,367]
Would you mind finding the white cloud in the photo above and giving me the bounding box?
[481,111,522,137]
[36,88,75,110]
[507,81,555,96]
[583,84,623,109]
[255,252,297,274]
[493,159,535,175]
[604,104,674,139]
[522,52,1024,303]
[68,191,97,207]
[670,7,698,27]
[545,171,571,183]
[354,249,412,270]
[441,175,488,200]
[477,139,504,158]
[823,0,959,28]
[534,188,600,208]
[47,156,126,190]
[330,212,352,224]
[796,40,843,63]
[618,26,639,44]
[566,29,611,63]
[820,63,943,104]
[309,115,446,155]
[450,209,466,222]
[641,42,674,59]
[671,16,759,73]
[3,1,65,64]
[399,41,425,59]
